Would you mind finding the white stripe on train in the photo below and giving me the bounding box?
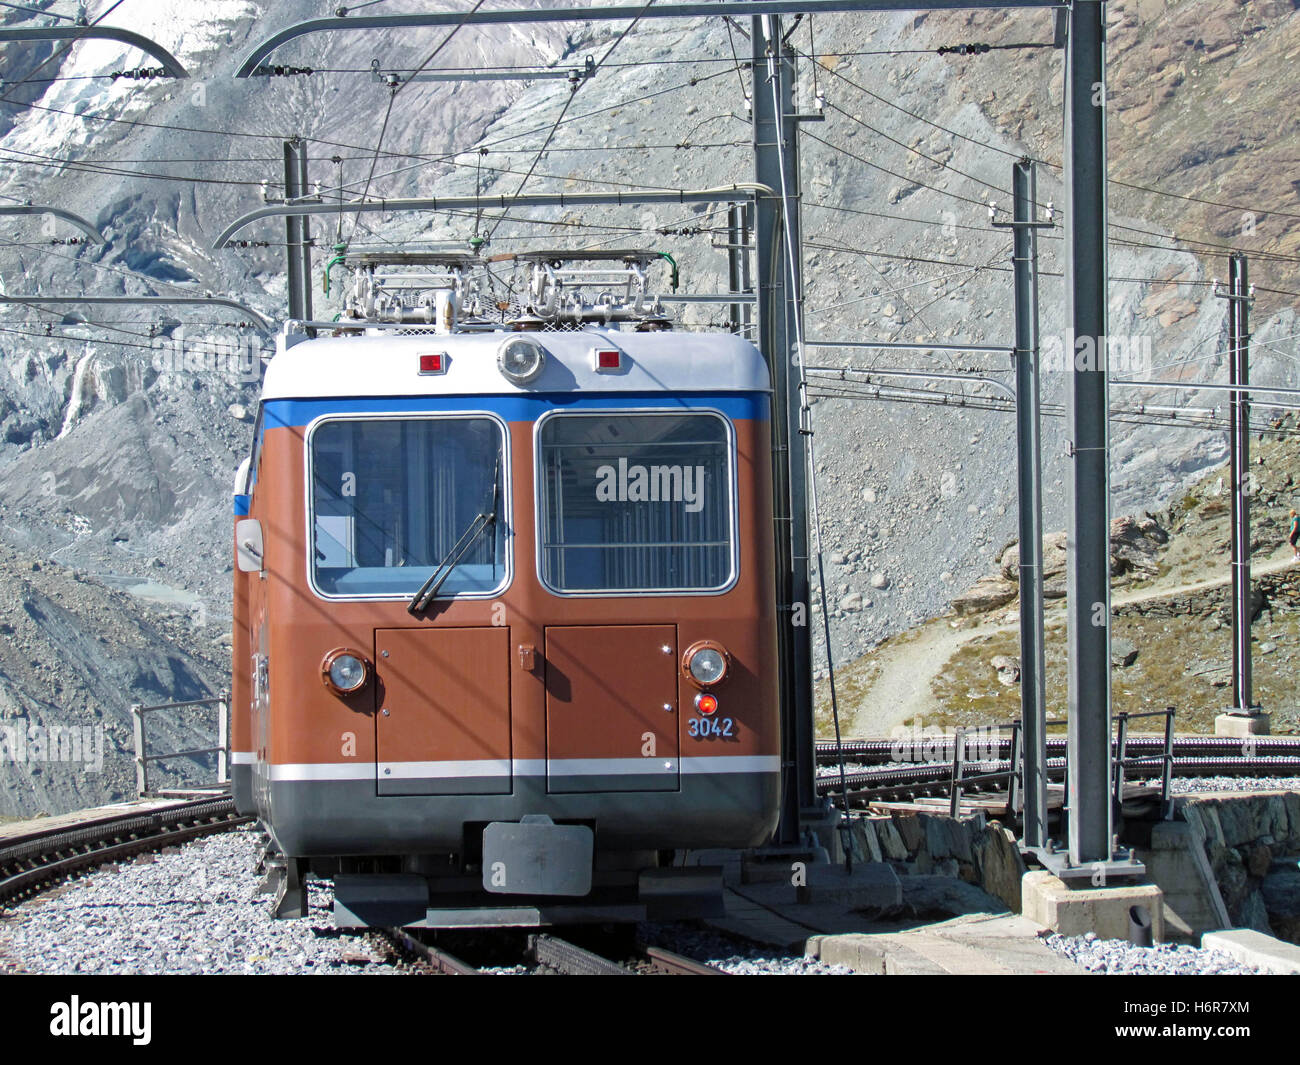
[235,755,781,782]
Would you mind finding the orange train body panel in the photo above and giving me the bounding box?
[249,416,779,774]
[236,326,783,879]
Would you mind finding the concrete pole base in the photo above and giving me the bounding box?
[1214,711,1271,736]
[1022,870,1165,941]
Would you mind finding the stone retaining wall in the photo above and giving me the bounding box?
[1180,791,1300,942]
[851,810,1027,912]
[1115,568,1300,622]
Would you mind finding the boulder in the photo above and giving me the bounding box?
[997,516,1169,588]
[1109,514,1169,578]
[990,654,1021,685]
[1247,843,1273,878]
[1000,531,1068,583]
[952,575,1017,616]
[1111,638,1139,668]
[1217,800,1262,848]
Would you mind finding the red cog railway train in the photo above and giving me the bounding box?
[230,259,781,926]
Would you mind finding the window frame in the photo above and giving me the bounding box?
[533,406,740,598]
[303,411,512,603]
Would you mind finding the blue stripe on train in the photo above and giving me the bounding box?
[260,392,770,430]
[233,494,250,516]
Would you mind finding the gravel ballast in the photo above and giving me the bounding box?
[1046,931,1268,975]
[0,826,387,975]
[0,828,854,975]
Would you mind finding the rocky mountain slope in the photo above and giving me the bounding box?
[820,427,1300,739]
[1,0,1298,813]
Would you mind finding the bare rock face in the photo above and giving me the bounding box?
[952,575,1017,616]
[993,515,1171,609]
[1000,532,1069,598]
[1111,638,1139,668]
[1109,515,1170,578]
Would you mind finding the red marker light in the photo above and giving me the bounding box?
[695,693,719,715]
[418,353,447,375]
[594,348,621,372]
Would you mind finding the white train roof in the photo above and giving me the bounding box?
[261,327,771,400]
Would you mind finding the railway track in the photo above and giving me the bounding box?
[0,797,252,907]
[529,933,730,975]
[379,928,729,975]
[375,927,483,975]
[816,735,1300,766]
[815,736,1300,806]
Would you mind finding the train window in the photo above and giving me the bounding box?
[538,411,735,594]
[308,416,507,599]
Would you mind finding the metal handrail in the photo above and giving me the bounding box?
[132,692,229,797]
[1113,707,1176,821]
[944,709,1176,822]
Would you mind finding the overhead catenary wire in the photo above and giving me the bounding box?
[0,0,125,107]
[0,1,78,20]
[808,43,1300,227]
[485,0,659,242]
[803,378,1300,437]
[349,0,491,245]
[804,235,1300,297]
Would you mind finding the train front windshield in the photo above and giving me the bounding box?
[309,416,506,598]
[538,411,736,594]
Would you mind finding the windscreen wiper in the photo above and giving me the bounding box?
[407,459,500,615]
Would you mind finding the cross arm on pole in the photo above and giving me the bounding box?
[0,295,272,330]
[0,26,188,78]
[210,185,773,249]
[0,204,105,243]
[235,1,1064,78]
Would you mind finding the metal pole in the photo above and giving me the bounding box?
[1229,253,1253,713]
[296,143,314,324]
[132,703,146,797]
[740,203,754,341]
[284,139,307,322]
[752,16,814,842]
[1063,0,1113,866]
[728,204,743,336]
[217,691,230,786]
[1011,159,1048,849]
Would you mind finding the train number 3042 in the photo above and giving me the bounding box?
[688,716,736,739]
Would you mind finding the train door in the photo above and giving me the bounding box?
[373,626,513,795]
[544,624,680,793]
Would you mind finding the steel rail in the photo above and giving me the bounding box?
[0,797,249,906]
[236,2,1064,78]
[380,928,480,975]
[0,26,188,78]
[638,943,730,975]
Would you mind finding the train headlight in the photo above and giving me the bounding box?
[321,648,370,695]
[497,336,546,385]
[682,640,730,688]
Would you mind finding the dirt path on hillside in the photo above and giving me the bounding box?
[842,550,1297,738]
